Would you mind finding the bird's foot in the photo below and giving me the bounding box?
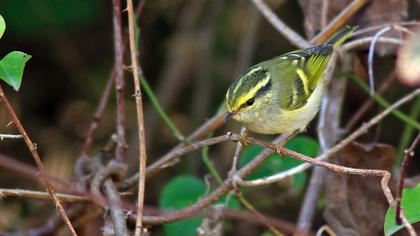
[239,130,250,146]
[275,142,285,155]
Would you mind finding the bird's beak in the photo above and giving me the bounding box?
[224,111,235,122]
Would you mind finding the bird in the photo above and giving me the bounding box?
[225,26,356,143]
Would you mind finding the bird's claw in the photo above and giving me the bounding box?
[239,130,250,146]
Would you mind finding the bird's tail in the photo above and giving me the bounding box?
[325,25,358,49]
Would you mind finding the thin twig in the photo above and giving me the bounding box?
[341,36,402,51]
[81,70,116,155]
[0,206,85,236]
[0,188,131,203]
[396,132,420,224]
[345,71,395,131]
[0,134,22,140]
[0,153,71,188]
[0,188,88,202]
[344,72,420,129]
[351,21,420,37]
[104,179,128,236]
[122,113,225,189]
[395,96,420,170]
[112,0,127,162]
[0,85,77,236]
[235,191,283,236]
[367,26,392,95]
[236,88,420,186]
[320,0,330,28]
[126,0,148,234]
[311,0,369,44]
[250,0,310,48]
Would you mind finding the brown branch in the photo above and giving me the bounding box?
[311,0,369,44]
[81,70,116,155]
[125,0,149,234]
[122,112,225,189]
[235,191,283,236]
[320,0,330,28]
[0,188,131,204]
[104,179,128,236]
[345,71,395,131]
[0,153,71,189]
[250,0,310,48]
[112,0,127,162]
[0,85,77,235]
[219,208,313,236]
[396,132,420,224]
[0,188,88,203]
[0,205,85,236]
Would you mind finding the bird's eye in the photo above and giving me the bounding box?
[246,98,255,106]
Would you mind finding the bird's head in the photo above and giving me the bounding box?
[225,65,273,124]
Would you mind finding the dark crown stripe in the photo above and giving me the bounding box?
[255,79,272,98]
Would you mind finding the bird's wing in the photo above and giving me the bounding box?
[274,44,333,110]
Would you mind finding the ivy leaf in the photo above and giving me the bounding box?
[0,15,5,39]
[384,184,420,235]
[0,51,31,91]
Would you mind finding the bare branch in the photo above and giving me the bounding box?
[0,85,77,235]
[0,134,22,140]
[112,0,127,162]
[250,0,310,48]
[311,0,369,44]
[396,132,420,224]
[125,0,149,234]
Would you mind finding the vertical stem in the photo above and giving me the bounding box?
[396,132,420,224]
[112,0,127,162]
[81,71,116,155]
[126,0,148,234]
[0,85,77,236]
[104,179,128,236]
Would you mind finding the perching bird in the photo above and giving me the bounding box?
[225,26,356,139]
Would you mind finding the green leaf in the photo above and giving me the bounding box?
[160,175,206,236]
[159,175,241,236]
[384,184,420,235]
[0,51,31,91]
[239,136,319,190]
[0,15,5,39]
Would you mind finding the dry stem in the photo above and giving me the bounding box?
[0,85,77,235]
[125,0,149,234]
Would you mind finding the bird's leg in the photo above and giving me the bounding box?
[239,129,250,146]
[275,129,300,154]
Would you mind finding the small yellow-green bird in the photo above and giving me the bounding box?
[225,26,356,137]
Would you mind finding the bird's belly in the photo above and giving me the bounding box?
[245,83,324,135]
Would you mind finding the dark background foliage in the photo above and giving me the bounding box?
[0,0,419,235]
